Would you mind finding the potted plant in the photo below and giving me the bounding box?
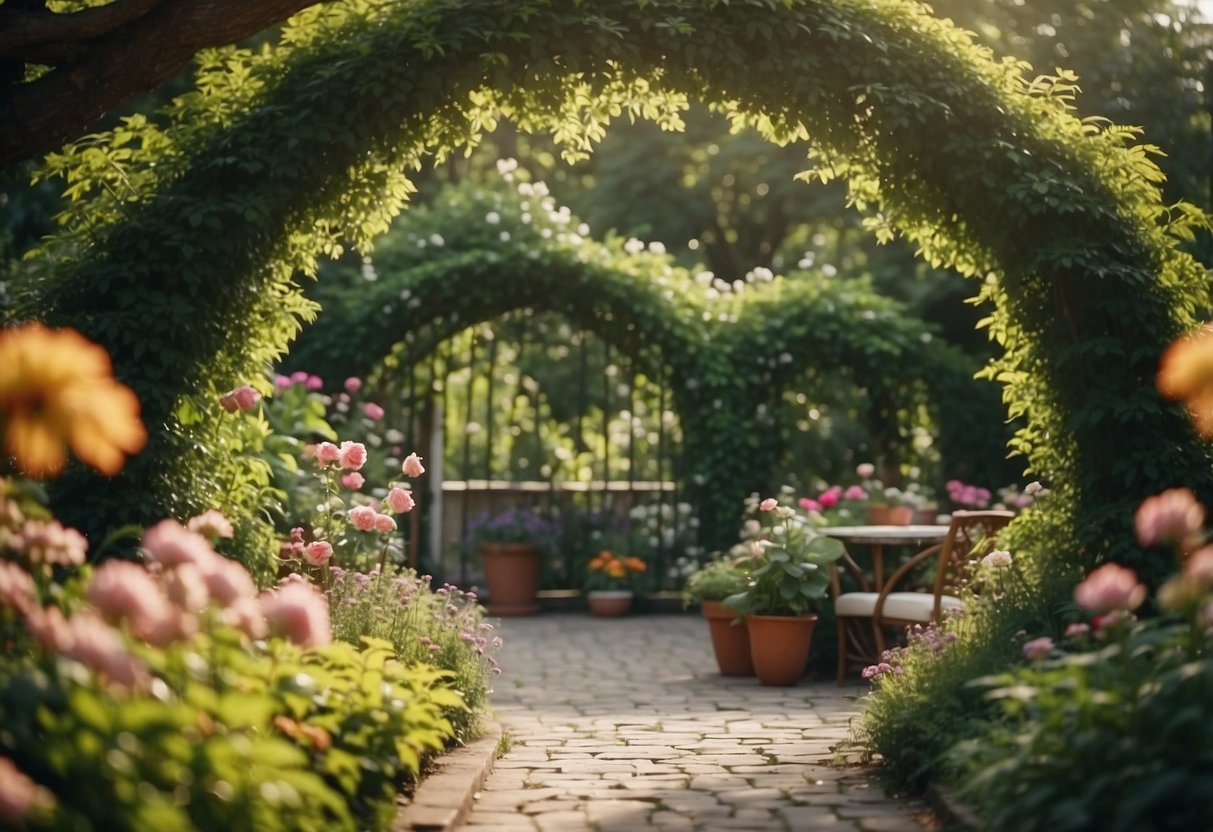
[854,463,935,525]
[466,506,560,616]
[583,550,647,616]
[724,497,845,685]
[683,553,754,676]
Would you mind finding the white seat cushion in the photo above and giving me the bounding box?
[834,591,963,621]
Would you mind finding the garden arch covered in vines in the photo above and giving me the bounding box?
[36,0,1213,582]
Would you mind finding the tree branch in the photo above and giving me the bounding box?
[0,0,322,169]
[0,0,164,55]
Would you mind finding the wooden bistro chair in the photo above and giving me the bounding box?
[831,510,1014,684]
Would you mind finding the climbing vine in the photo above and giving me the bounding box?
[13,0,1210,585]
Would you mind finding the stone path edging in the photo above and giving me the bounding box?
[393,721,503,832]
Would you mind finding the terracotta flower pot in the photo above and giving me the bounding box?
[586,589,633,617]
[479,542,542,616]
[867,504,913,526]
[746,613,818,686]
[701,601,754,676]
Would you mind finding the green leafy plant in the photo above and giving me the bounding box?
[723,497,845,616]
[681,555,752,605]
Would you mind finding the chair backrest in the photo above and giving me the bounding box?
[931,510,1015,600]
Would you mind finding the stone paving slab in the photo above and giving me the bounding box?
[460,614,936,832]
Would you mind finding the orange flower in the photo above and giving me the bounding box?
[1159,325,1213,437]
[589,551,613,570]
[624,557,647,573]
[0,323,147,478]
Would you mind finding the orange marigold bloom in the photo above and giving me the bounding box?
[0,323,147,478]
[606,562,626,579]
[1158,325,1213,437]
[624,557,647,572]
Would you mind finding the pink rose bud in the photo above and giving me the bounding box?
[759,498,778,512]
[345,377,363,393]
[402,453,425,478]
[1022,636,1054,662]
[219,385,261,413]
[373,513,397,533]
[348,506,377,532]
[363,402,385,421]
[387,487,415,514]
[338,441,367,471]
[304,541,333,566]
[340,472,365,490]
[315,442,341,465]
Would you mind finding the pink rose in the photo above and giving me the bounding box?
[1135,488,1205,548]
[0,756,49,824]
[348,506,377,532]
[402,453,425,478]
[386,486,415,514]
[305,375,323,391]
[62,610,150,688]
[304,541,334,566]
[798,497,821,512]
[1064,622,1090,638]
[340,472,365,490]
[202,557,257,607]
[260,582,331,647]
[290,371,308,384]
[164,563,211,613]
[222,596,269,640]
[759,498,778,512]
[344,376,362,393]
[140,520,215,569]
[818,487,841,509]
[338,441,367,471]
[373,513,397,533]
[0,562,34,615]
[1074,563,1147,614]
[1185,546,1213,587]
[15,520,88,568]
[856,463,876,479]
[363,402,384,421]
[218,384,261,412]
[1022,636,1054,662]
[87,560,178,643]
[187,509,234,540]
[315,442,341,466]
[844,485,867,501]
[273,374,292,391]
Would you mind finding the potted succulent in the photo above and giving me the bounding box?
[466,506,560,616]
[583,550,647,616]
[683,553,754,676]
[724,497,845,685]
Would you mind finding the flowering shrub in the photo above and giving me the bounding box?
[583,551,648,592]
[0,485,462,831]
[465,506,561,555]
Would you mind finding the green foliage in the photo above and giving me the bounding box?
[954,615,1213,831]
[681,554,751,604]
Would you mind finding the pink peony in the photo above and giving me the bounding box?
[1134,488,1205,548]
[338,441,367,471]
[759,497,778,512]
[0,562,35,614]
[315,442,341,466]
[140,519,215,569]
[402,453,426,478]
[856,463,876,480]
[373,513,397,533]
[86,560,179,644]
[304,541,333,567]
[15,520,88,568]
[340,472,365,490]
[1074,563,1147,614]
[386,486,415,514]
[202,557,257,607]
[348,505,377,532]
[344,376,362,393]
[1022,636,1054,662]
[260,582,331,647]
[187,509,234,540]
[218,384,261,413]
[844,485,867,501]
[0,756,49,824]
[363,402,384,421]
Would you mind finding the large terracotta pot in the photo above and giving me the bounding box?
[479,543,542,616]
[701,601,754,677]
[746,613,818,686]
[867,504,913,526]
[586,589,633,617]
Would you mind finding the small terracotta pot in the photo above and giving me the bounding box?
[479,543,542,616]
[701,601,754,676]
[746,613,818,686]
[587,590,633,617]
[868,504,913,526]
